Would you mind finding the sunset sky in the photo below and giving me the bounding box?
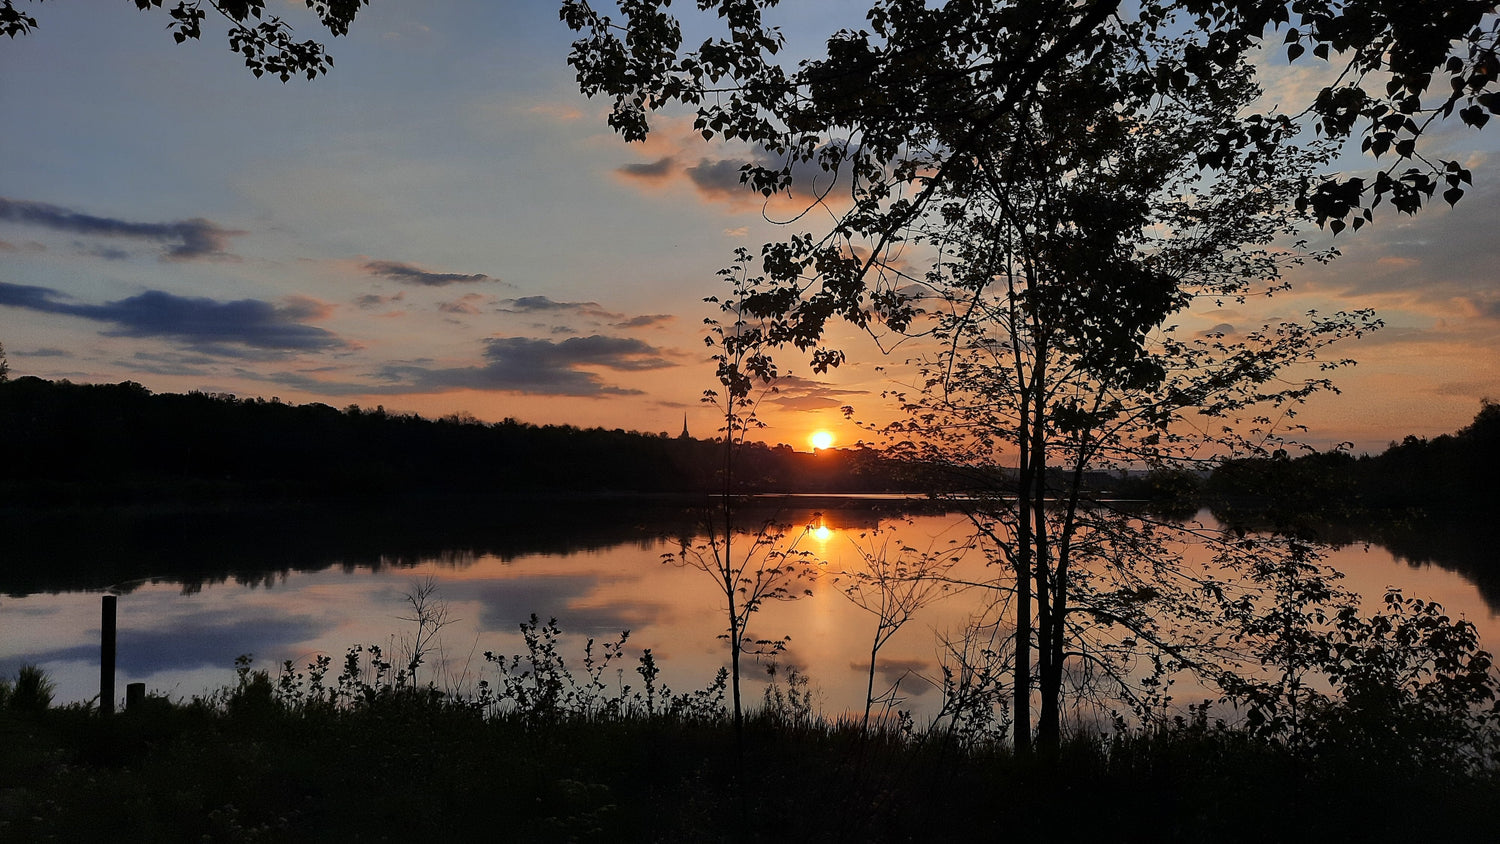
[2,1,1497,454]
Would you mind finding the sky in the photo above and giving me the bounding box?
[1,1,1496,455]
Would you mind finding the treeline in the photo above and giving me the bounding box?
[1205,400,1500,527]
[0,377,927,505]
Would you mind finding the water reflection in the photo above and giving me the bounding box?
[1,499,1495,720]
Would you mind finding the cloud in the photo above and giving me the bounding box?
[611,313,674,329]
[1294,183,1500,321]
[354,292,405,309]
[362,259,497,287]
[851,657,938,698]
[499,295,621,321]
[381,22,433,44]
[685,157,755,198]
[0,238,47,254]
[76,243,132,261]
[448,575,662,635]
[525,102,585,122]
[0,197,242,260]
[3,607,331,675]
[0,281,347,353]
[616,155,678,181]
[123,350,221,377]
[438,293,492,316]
[608,124,849,217]
[280,334,682,398]
[765,375,869,412]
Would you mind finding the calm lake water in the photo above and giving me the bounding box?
[3,498,1496,722]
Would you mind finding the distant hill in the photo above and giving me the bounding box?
[0,376,927,506]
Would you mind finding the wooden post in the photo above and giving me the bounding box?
[100,594,116,716]
[126,682,145,712]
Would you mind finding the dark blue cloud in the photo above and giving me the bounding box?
[0,281,346,352]
[0,197,240,260]
[369,334,677,397]
[363,259,494,287]
[500,296,618,320]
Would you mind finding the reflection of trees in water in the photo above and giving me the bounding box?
[1352,513,1500,613]
[0,496,945,596]
[1213,508,1500,615]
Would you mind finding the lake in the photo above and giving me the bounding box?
[2,497,1496,723]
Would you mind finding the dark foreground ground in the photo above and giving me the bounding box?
[3,689,1497,843]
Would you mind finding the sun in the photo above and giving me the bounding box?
[810,430,835,451]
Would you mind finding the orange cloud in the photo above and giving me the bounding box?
[525,102,585,123]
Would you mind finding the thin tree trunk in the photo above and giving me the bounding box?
[1013,400,1034,756]
[863,631,881,729]
[1007,266,1035,757]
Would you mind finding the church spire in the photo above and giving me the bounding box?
[679,413,690,440]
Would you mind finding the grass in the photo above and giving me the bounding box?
[2,626,1499,842]
[2,688,1498,841]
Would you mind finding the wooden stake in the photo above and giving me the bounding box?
[100,594,116,716]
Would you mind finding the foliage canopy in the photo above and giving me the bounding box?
[562,0,1498,358]
[2,0,368,81]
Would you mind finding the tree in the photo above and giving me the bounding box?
[561,0,1497,353]
[3,1,368,81]
[669,251,816,737]
[0,340,8,383]
[872,36,1391,751]
[833,522,962,730]
[560,0,1482,753]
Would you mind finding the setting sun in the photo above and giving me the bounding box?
[810,430,835,451]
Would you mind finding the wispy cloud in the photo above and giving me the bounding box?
[360,259,501,289]
[439,293,493,315]
[608,123,848,216]
[362,259,498,287]
[525,102,585,122]
[0,281,347,353]
[354,292,405,309]
[0,197,242,260]
[499,296,621,320]
[1291,184,1500,326]
[765,375,869,412]
[611,313,674,329]
[365,335,678,397]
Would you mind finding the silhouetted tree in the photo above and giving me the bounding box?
[566,0,1497,754]
[563,0,1498,356]
[864,39,1383,751]
[670,253,815,737]
[3,0,368,81]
